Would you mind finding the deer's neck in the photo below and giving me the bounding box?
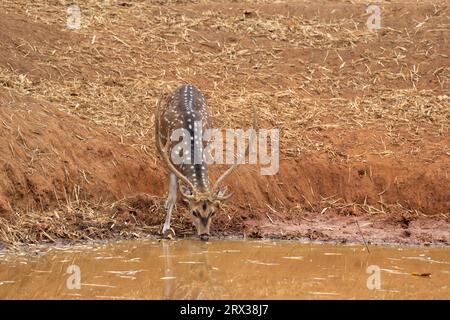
[180,161,209,192]
[165,84,211,192]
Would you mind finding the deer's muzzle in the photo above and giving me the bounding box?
[199,233,209,241]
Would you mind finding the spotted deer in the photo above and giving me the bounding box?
[155,84,255,241]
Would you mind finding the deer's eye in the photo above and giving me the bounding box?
[192,210,200,218]
[209,210,216,218]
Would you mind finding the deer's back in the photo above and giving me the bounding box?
[160,84,211,138]
[159,84,211,190]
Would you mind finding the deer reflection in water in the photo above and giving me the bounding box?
[161,240,228,299]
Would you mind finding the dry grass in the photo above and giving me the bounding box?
[1,0,448,161]
[0,0,448,246]
[0,195,164,246]
[0,193,239,246]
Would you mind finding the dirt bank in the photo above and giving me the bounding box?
[0,90,447,246]
[0,1,448,247]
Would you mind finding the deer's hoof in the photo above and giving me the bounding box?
[162,228,176,240]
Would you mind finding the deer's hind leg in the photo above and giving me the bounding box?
[162,172,177,239]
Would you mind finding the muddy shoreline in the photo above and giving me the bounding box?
[1,212,448,252]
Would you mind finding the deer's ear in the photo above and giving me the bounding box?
[215,186,228,198]
[180,185,193,197]
[216,186,233,200]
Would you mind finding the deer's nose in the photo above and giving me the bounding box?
[199,234,209,241]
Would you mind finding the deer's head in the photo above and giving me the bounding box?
[178,182,234,241]
[155,140,237,241]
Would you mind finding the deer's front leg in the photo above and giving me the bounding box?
[162,172,177,239]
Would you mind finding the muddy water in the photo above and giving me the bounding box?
[0,240,449,299]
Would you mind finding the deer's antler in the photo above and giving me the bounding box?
[212,105,258,200]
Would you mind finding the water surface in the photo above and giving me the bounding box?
[0,240,448,299]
